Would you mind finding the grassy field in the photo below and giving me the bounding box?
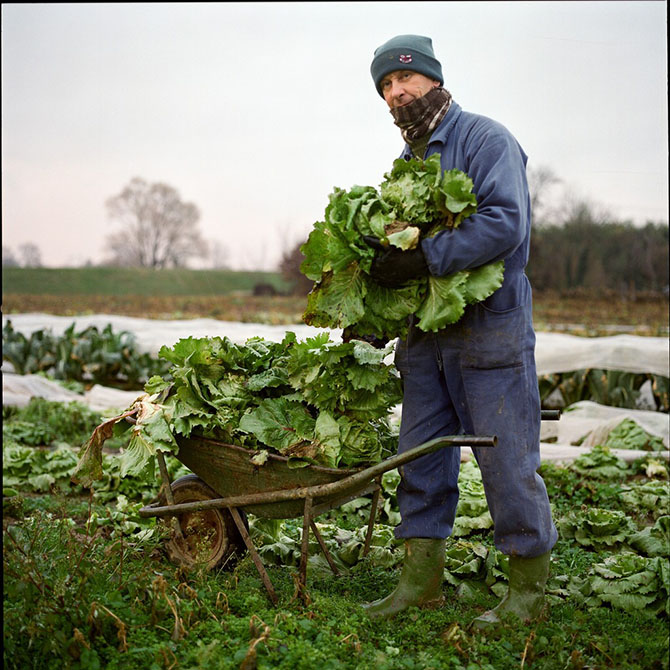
[3,403,669,670]
[1,267,291,296]
[3,268,669,669]
[3,267,668,335]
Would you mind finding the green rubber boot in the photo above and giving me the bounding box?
[471,551,551,631]
[362,538,446,620]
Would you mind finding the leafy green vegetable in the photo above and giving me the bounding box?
[2,397,110,448]
[539,369,669,411]
[442,540,489,586]
[629,516,670,558]
[558,507,637,550]
[620,481,670,520]
[73,333,402,482]
[301,154,504,341]
[605,418,667,452]
[570,553,670,616]
[2,320,170,389]
[570,445,630,480]
[452,460,493,537]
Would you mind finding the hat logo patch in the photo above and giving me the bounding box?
[398,54,413,64]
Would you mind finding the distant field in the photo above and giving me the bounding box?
[1,266,290,296]
[2,268,668,335]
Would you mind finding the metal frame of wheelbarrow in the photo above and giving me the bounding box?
[139,434,495,604]
[138,410,559,605]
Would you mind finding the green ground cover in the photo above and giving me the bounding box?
[3,397,669,670]
[1,267,290,297]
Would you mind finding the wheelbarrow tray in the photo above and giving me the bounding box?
[171,435,372,518]
[141,433,498,523]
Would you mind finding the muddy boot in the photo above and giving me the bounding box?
[471,551,551,631]
[362,538,446,620]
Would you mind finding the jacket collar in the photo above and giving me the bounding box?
[400,102,462,160]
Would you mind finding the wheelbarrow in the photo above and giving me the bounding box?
[138,410,560,604]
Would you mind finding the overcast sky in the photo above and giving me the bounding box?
[2,1,667,270]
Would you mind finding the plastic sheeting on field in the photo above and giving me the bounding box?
[3,313,669,465]
[2,369,143,413]
[3,313,669,376]
[3,367,667,465]
[539,400,669,449]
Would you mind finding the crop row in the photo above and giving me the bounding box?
[3,320,669,413]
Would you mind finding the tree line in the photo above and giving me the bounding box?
[280,210,668,297]
[527,210,668,295]
[4,174,668,297]
[281,167,668,297]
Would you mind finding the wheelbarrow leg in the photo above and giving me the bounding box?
[156,451,184,542]
[362,478,382,557]
[298,496,313,602]
[309,520,340,577]
[228,507,278,606]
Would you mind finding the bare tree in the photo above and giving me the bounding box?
[278,239,314,295]
[527,165,561,226]
[2,246,20,267]
[18,242,42,267]
[103,177,208,268]
[209,239,231,270]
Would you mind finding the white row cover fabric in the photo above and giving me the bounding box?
[4,369,668,465]
[539,400,669,449]
[2,369,143,413]
[3,313,669,377]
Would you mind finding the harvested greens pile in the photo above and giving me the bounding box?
[301,154,505,341]
[73,333,402,486]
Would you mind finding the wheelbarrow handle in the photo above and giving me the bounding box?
[357,434,497,483]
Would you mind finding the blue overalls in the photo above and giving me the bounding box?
[393,103,558,558]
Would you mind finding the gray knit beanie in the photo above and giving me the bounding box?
[370,35,443,97]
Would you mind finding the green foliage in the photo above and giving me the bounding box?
[569,444,630,480]
[3,397,111,448]
[605,418,667,451]
[528,217,669,294]
[570,553,670,616]
[629,516,670,558]
[539,368,670,411]
[4,343,670,669]
[3,442,82,494]
[442,540,489,586]
[557,507,637,550]
[2,440,185,505]
[73,333,402,483]
[539,461,627,517]
[1,265,290,296]
[620,480,670,520]
[249,518,404,574]
[301,154,504,340]
[2,320,170,389]
[452,460,493,538]
[379,157,477,228]
[4,436,670,669]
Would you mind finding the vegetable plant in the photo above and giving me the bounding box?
[72,333,403,487]
[300,154,504,341]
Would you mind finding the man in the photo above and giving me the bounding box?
[361,35,558,629]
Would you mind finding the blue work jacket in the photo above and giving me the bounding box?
[402,102,533,312]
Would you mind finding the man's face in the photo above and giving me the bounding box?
[380,70,440,109]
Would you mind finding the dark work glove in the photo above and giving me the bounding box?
[341,326,388,349]
[363,236,429,288]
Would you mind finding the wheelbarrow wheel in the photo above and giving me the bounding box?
[160,474,246,571]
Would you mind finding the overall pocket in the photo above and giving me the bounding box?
[461,303,526,370]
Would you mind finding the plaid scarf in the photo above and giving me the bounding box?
[390,86,453,144]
